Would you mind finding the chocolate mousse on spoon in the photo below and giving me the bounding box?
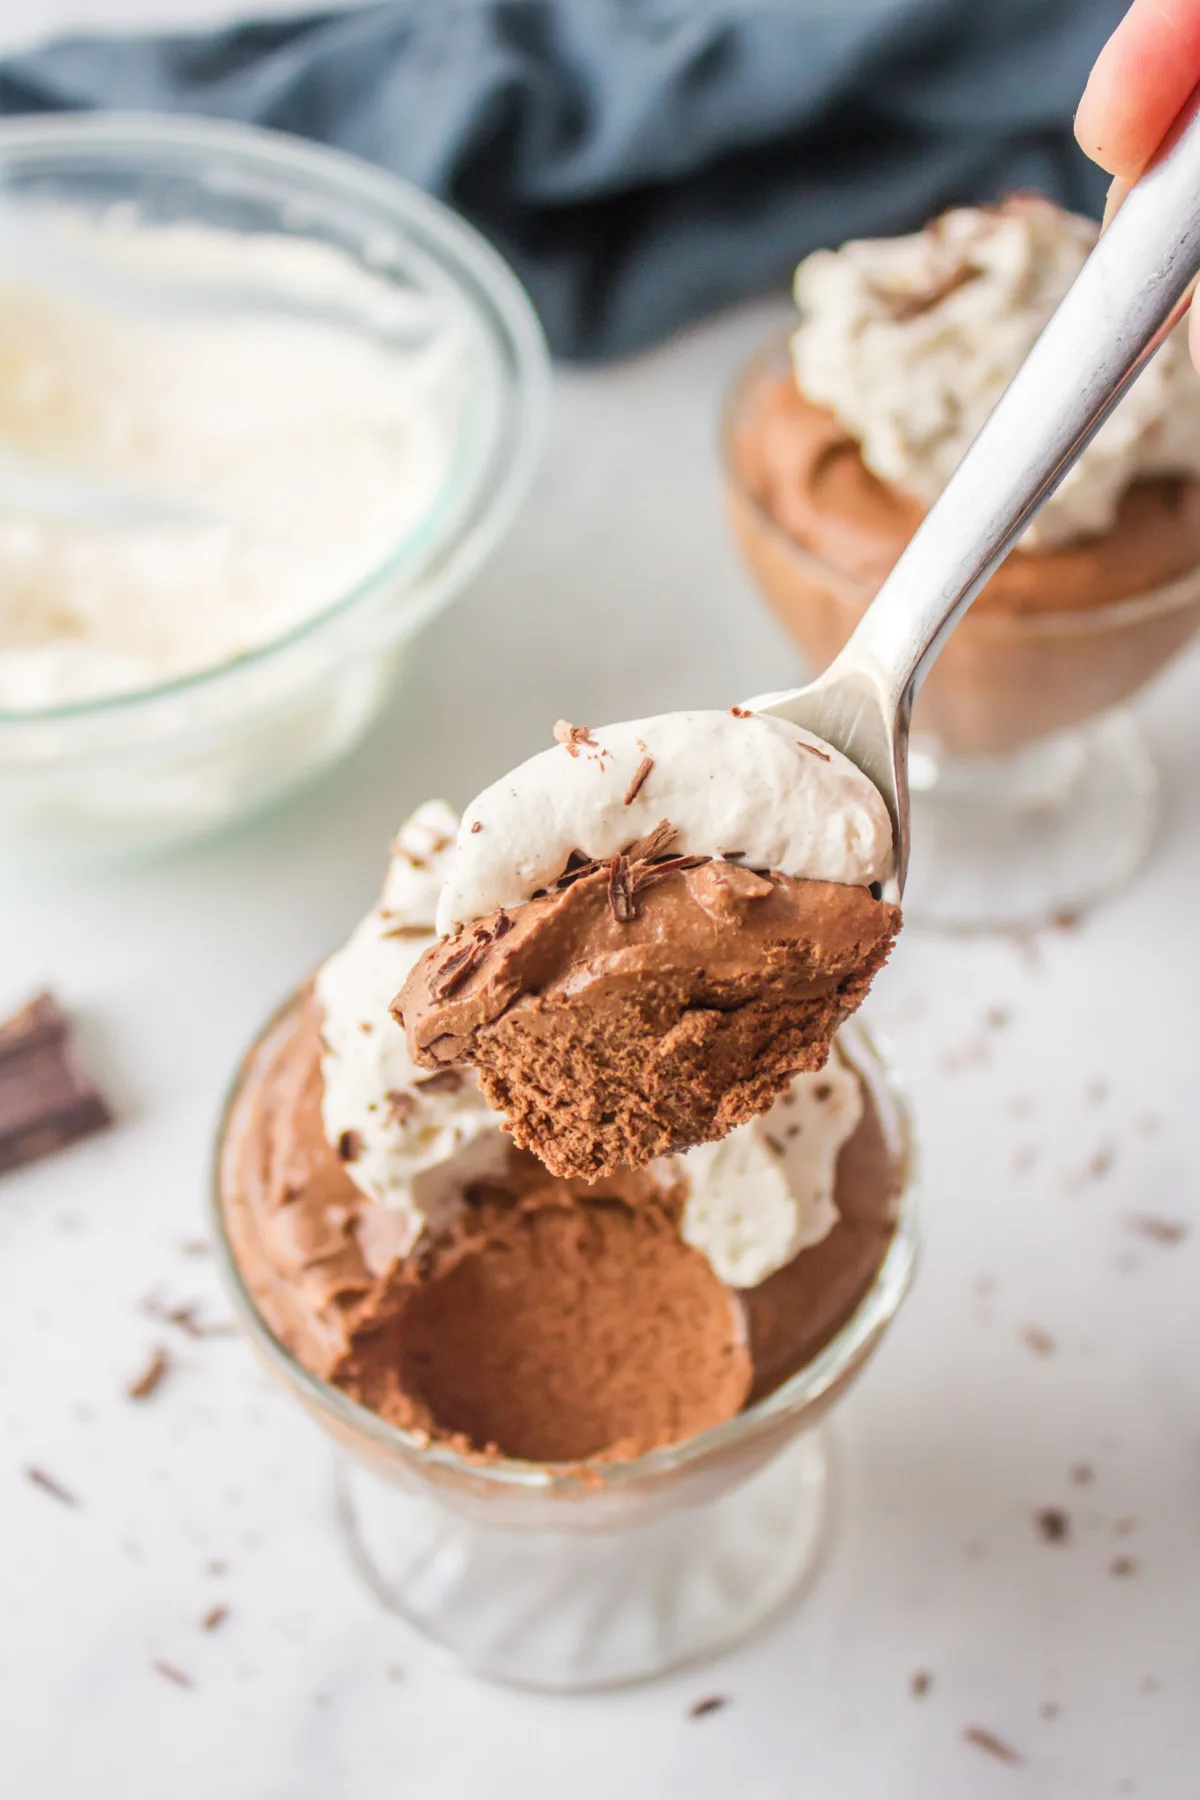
[400,89,1200,1179]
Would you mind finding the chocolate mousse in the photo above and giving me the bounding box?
[725,197,1200,757]
[217,802,903,1466]
[396,709,898,1182]
[219,990,900,1463]
[397,841,897,1181]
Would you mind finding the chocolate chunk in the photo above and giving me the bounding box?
[0,992,112,1176]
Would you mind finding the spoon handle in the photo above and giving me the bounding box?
[830,80,1200,717]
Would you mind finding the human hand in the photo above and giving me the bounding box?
[1076,0,1200,366]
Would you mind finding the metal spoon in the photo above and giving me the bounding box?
[746,85,1200,902]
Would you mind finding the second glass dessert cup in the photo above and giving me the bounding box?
[723,343,1200,929]
[212,1009,917,1692]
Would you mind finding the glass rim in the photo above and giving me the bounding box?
[208,991,919,1495]
[0,111,552,729]
[721,334,1200,639]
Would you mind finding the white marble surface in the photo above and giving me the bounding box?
[3,9,1200,1796]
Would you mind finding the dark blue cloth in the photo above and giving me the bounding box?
[0,0,1126,359]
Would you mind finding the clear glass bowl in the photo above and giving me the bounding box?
[0,115,550,863]
[723,340,1200,928]
[211,999,918,1690]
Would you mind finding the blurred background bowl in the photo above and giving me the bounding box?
[0,113,550,865]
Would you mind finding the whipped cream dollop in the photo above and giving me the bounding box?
[791,196,1200,549]
[675,1046,862,1287]
[435,709,893,936]
[0,215,465,710]
[318,798,861,1284]
[314,801,507,1255]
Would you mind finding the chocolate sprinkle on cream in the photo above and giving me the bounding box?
[201,1604,229,1632]
[470,820,483,833]
[870,260,983,322]
[729,706,752,718]
[385,1089,417,1123]
[797,740,832,763]
[336,1129,363,1163]
[623,756,654,805]
[554,720,596,757]
[688,1695,729,1719]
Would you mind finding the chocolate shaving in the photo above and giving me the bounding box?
[413,1069,466,1095]
[1035,1506,1070,1544]
[201,1604,229,1632]
[797,740,831,763]
[764,1134,786,1157]
[430,937,488,998]
[336,1129,363,1163]
[385,1089,417,1123]
[145,1300,234,1340]
[152,1659,193,1690]
[631,853,710,893]
[608,854,636,923]
[625,819,678,863]
[26,1465,78,1508]
[688,1695,729,1719]
[910,1671,933,1699]
[554,720,596,757]
[555,851,603,889]
[127,1347,170,1400]
[382,923,435,939]
[623,756,654,806]
[871,261,983,322]
[0,991,112,1176]
[1127,1213,1188,1245]
[963,1726,1022,1765]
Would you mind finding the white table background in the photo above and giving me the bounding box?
[2,6,1198,1796]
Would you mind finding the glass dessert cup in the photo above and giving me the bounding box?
[723,342,1200,929]
[211,999,918,1692]
[0,115,549,864]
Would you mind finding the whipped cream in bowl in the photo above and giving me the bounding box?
[0,115,549,862]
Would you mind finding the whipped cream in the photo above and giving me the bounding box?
[315,801,507,1254]
[0,215,465,710]
[791,196,1200,549]
[435,709,893,936]
[675,1047,861,1287]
